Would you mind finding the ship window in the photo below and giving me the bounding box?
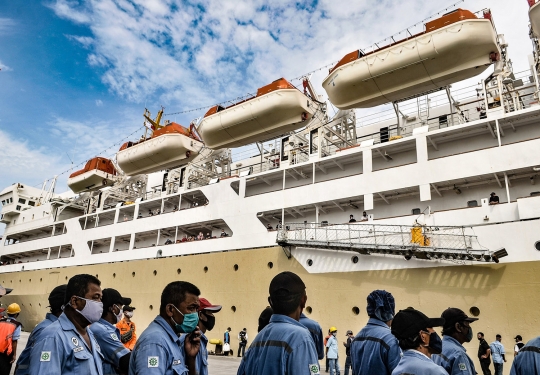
[18,198,26,204]
[467,200,478,207]
[16,205,21,211]
[28,201,35,206]
[439,115,448,128]
[411,208,421,215]
[1,200,4,205]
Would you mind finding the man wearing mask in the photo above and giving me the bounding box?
[129,281,201,375]
[28,274,104,375]
[477,332,492,375]
[390,308,447,375]
[432,308,478,375]
[343,330,354,375]
[326,327,340,375]
[237,328,248,357]
[510,336,540,374]
[15,284,67,375]
[350,290,401,375]
[299,311,324,360]
[237,271,319,375]
[117,306,137,350]
[89,288,132,375]
[490,334,506,375]
[182,297,222,375]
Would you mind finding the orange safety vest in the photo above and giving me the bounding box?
[116,318,137,350]
[0,318,20,355]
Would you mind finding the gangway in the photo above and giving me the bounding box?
[276,222,508,263]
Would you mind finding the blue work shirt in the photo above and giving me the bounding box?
[89,319,131,375]
[299,313,325,360]
[351,318,401,375]
[237,314,320,375]
[490,341,505,364]
[432,335,476,375]
[510,336,540,375]
[392,350,447,375]
[15,313,58,375]
[326,335,339,359]
[180,331,208,375]
[129,315,188,375]
[28,313,103,375]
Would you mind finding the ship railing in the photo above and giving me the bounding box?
[277,222,507,263]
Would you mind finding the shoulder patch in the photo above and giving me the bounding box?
[459,363,467,371]
[40,351,51,362]
[111,333,119,341]
[309,363,320,374]
[148,356,159,368]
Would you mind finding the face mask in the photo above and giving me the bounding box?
[428,332,443,354]
[201,312,216,331]
[170,304,199,334]
[332,332,337,337]
[125,311,133,318]
[113,305,123,323]
[464,325,473,342]
[75,296,103,324]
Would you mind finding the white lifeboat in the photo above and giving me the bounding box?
[197,78,316,150]
[67,157,117,193]
[323,9,501,109]
[529,1,540,38]
[117,122,204,176]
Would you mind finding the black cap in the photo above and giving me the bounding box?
[102,288,131,310]
[123,305,136,312]
[441,308,478,329]
[48,284,67,311]
[515,335,522,340]
[269,272,306,297]
[491,192,496,195]
[392,308,445,340]
[346,330,353,335]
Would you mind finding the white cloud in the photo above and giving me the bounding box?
[95,99,103,106]
[0,18,16,34]
[66,35,94,48]
[0,60,12,72]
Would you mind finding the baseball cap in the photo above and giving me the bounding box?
[123,305,136,312]
[392,308,445,340]
[515,335,522,340]
[102,288,131,309]
[346,330,353,335]
[441,308,478,329]
[198,297,222,312]
[269,272,306,296]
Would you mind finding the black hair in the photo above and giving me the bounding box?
[159,281,200,314]
[478,332,484,337]
[227,327,231,331]
[64,274,101,304]
[269,291,304,315]
[398,335,423,351]
[496,334,501,338]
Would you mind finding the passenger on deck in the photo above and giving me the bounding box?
[206,233,212,239]
[181,235,188,243]
[197,232,204,241]
[220,230,228,237]
[276,220,283,229]
[267,224,273,231]
[489,192,500,205]
[148,210,153,216]
[361,212,369,221]
[137,213,143,219]
[173,205,178,212]
[164,239,173,245]
[349,215,357,223]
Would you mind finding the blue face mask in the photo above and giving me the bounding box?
[170,304,199,334]
[428,332,443,354]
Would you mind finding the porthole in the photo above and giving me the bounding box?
[535,241,540,251]
[149,305,153,310]
[65,276,68,280]
[29,279,31,282]
[177,268,181,274]
[352,306,360,315]
[96,274,98,278]
[132,272,136,277]
[351,256,359,264]
[29,303,32,307]
[19,280,21,283]
[231,306,237,313]
[267,262,274,269]
[306,259,313,267]
[40,278,42,282]
[233,264,239,271]
[469,306,480,317]
[204,266,208,273]
[113,273,116,278]
[153,270,157,276]
[39,303,41,307]
[305,306,313,314]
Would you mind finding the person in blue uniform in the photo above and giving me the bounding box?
[326,327,340,375]
[300,312,325,360]
[237,271,320,375]
[258,307,273,332]
[350,290,401,375]
[15,284,67,375]
[89,288,132,375]
[28,274,104,375]
[432,307,479,375]
[390,308,447,375]
[510,336,540,375]
[129,281,201,375]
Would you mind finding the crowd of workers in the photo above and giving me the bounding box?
[0,272,539,374]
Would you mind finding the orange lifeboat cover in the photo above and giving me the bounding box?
[69,157,117,178]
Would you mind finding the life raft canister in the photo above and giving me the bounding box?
[0,318,21,355]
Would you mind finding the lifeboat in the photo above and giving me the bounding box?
[323,9,500,109]
[117,122,204,176]
[197,78,317,150]
[529,1,540,38]
[67,157,117,193]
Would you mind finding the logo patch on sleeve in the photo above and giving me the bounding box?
[172,359,182,365]
[309,363,320,374]
[110,333,119,341]
[459,363,467,371]
[40,351,51,362]
[148,356,159,368]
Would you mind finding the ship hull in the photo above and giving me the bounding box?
[2,246,537,375]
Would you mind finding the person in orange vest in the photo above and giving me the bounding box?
[116,305,137,350]
[0,303,22,374]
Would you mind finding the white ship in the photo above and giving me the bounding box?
[2,6,540,372]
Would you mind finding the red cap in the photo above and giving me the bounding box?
[199,297,222,312]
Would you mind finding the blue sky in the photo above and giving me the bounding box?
[0,0,534,234]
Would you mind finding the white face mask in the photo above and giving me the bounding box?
[113,305,123,323]
[125,311,133,319]
[75,296,103,324]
